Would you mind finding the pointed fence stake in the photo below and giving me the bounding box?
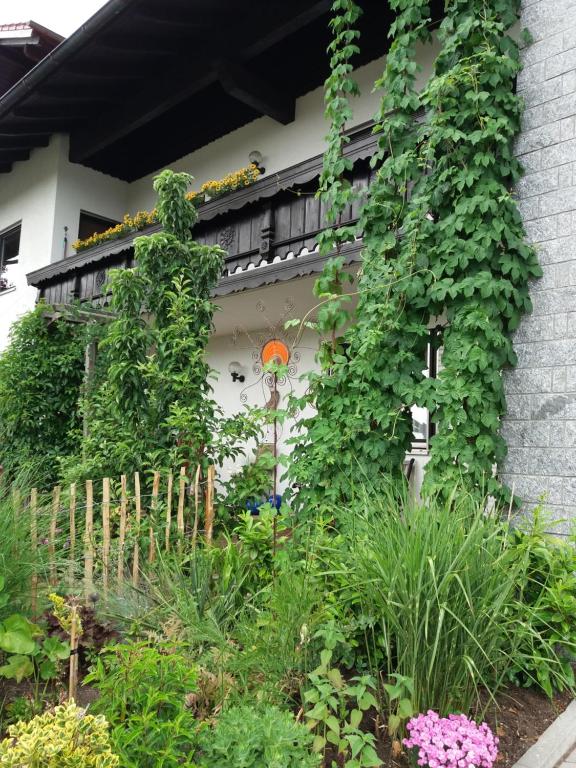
[102,478,110,594]
[84,480,94,599]
[68,483,76,586]
[176,466,186,553]
[117,475,127,585]
[132,472,141,588]
[165,471,173,552]
[205,465,215,545]
[50,486,61,586]
[148,471,160,565]
[192,465,201,549]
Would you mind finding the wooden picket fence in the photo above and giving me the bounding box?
[25,465,216,612]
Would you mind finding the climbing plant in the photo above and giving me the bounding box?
[412,0,541,500]
[288,0,432,512]
[0,305,88,483]
[71,170,261,481]
[289,0,540,508]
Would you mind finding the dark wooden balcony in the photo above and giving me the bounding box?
[27,123,377,306]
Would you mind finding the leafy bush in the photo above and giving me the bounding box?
[107,546,249,652]
[198,704,320,768]
[0,306,87,483]
[230,548,332,702]
[233,507,289,590]
[0,701,119,767]
[508,511,576,695]
[346,488,571,715]
[84,641,200,767]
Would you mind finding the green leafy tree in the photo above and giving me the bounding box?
[75,170,261,480]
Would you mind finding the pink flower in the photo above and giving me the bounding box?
[402,711,498,768]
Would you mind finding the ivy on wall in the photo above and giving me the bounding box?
[289,0,540,508]
[413,0,541,500]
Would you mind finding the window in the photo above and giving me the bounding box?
[77,211,119,242]
[0,224,21,293]
[411,325,443,449]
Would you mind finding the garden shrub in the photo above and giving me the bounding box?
[0,481,37,618]
[197,703,320,768]
[0,306,87,484]
[508,511,576,695]
[0,701,119,767]
[84,641,200,768]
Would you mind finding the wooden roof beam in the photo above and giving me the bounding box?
[68,0,327,164]
[0,149,30,162]
[0,134,50,148]
[0,118,85,133]
[12,103,97,119]
[217,60,294,125]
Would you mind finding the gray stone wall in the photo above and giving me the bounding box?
[501,0,576,531]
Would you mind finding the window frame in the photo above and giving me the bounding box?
[410,325,443,453]
[0,222,21,294]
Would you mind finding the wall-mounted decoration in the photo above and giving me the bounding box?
[95,269,107,289]
[231,297,303,407]
[219,226,235,250]
[261,339,290,366]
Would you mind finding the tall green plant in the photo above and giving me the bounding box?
[85,642,199,768]
[288,0,432,512]
[76,170,261,480]
[291,0,539,508]
[413,0,541,500]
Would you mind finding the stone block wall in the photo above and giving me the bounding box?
[501,0,576,531]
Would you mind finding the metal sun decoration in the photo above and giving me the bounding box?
[231,297,303,411]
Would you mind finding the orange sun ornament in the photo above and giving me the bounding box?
[261,339,290,366]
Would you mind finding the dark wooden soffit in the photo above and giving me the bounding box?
[27,122,377,288]
[0,0,411,181]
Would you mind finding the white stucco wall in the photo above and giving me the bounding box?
[207,278,431,493]
[52,135,129,261]
[207,326,319,492]
[127,41,440,212]
[0,139,60,351]
[0,136,130,351]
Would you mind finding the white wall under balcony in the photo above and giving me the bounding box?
[127,40,440,212]
[0,135,130,351]
[52,135,129,260]
[207,278,430,494]
[0,139,59,352]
